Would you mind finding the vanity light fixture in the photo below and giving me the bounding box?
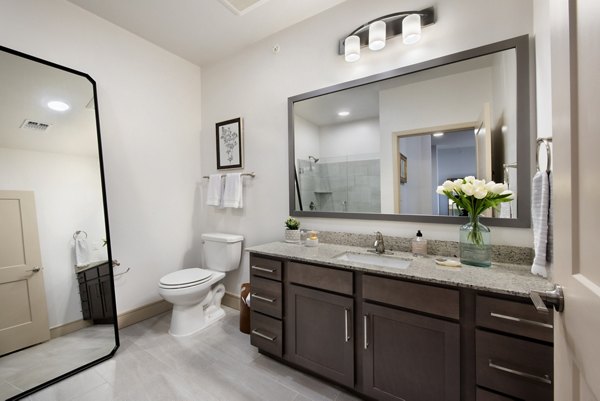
[339,7,435,63]
[47,100,70,112]
[338,111,350,117]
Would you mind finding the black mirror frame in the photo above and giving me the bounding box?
[288,35,531,228]
[1,44,120,401]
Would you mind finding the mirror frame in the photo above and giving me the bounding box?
[288,35,531,228]
[1,44,119,401]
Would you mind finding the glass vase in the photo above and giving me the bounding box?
[459,214,491,267]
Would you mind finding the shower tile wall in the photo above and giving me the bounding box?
[297,158,380,213]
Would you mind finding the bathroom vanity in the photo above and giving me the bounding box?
[76,261,114,323]
[247,242,553,401]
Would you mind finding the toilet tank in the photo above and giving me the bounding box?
[201,233,244,272]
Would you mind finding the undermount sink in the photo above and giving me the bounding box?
[334,252,412,269]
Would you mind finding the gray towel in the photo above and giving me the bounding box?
[531,171,552,277]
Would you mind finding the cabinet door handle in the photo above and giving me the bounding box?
[344,309,350,342]
[490,312,553,329]
[488,360,552,385]
[251,265,275,273]
[251,329,277,342]
[363,315,369,350]
[251,293,276,303]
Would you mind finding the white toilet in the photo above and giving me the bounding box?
[158,233,243,337]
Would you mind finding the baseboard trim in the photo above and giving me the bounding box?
[222,291,240,311]
[117,300,173,329]
[50,319,93,339]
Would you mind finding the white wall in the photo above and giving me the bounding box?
[200,0,536,295]
[0,148,106,328]
[294,115,320,162]
[398,135,433,215]
[0,0,203,314]
[319,118,380,159]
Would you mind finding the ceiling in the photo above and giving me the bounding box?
[0,51,99,157]
[67,0,346,66]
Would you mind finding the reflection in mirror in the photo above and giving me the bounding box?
[0,46,118,400]
[290,36,530,227]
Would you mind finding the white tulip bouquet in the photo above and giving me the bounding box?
[436,176,513,245]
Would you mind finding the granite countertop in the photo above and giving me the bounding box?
[246,242,553,298]
[75,259,109,274]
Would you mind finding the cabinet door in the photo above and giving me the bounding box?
[87,278,104,321]
[362,302,460,401]
[285,284,354,388]
[99,275,114,322]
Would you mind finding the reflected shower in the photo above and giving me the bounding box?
[309,155,320,163]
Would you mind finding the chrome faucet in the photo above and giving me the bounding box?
[373,231,385,254]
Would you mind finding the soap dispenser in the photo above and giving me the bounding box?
[411,230,427,255]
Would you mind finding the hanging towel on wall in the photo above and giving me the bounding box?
[223,173,243,208]
[531,170,552,278]
[75,238,90,268]
[207,174,224,207]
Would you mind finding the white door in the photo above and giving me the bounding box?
[0,190,50,355]
[551,0,600,399]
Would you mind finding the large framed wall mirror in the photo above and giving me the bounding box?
[289,36,531,227]
[0,46,118,400]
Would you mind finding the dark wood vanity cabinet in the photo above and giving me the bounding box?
[248,253,553,401]
[77,262,114,323]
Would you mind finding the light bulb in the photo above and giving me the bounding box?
[402,14,422,45]
[368,20,386,51]
[344,35,360,62]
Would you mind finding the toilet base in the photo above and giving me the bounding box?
[168,283,226,337]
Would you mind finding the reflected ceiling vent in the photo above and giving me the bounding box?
[217,0,269,15]
[20,119,52,132]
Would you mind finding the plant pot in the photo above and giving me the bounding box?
[459,215,491,267]
[284,228,300,243]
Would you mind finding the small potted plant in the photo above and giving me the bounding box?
[284,217,301,243]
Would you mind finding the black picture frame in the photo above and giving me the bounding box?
[216,117,243,169]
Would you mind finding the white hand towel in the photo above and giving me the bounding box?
[207,174,224,207]
[223,173,243,208]
[531,171,551,278]
[546,171,553,263]
[75,238,90,268]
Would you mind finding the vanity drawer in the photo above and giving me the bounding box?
[250,311,282,358]
[363,274,460,320]
[250,276,282,318]
[476,329,553,401]
[98,263,111,277]
[287,262,353,295]
[250,255,282,281]
[476,295,553,343]
[84,267,99,281]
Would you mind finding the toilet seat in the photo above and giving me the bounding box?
[159,268,213,289]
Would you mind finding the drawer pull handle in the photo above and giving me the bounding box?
[251,293,276,303]
[251,265,276,273]
[490,312,553,329]
[363,315,369,350]
[252,329,277,342]
[344,309,350,342]
[488,360,552,385]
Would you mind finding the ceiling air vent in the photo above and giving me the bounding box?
[20,119,52,132]
[218,0,269,15]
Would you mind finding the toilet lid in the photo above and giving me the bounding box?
[159,268,213,288]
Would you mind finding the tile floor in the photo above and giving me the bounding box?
[1,325,115,400]
[18,307,361,401]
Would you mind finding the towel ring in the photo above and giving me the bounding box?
[73,230,88,240]
[536,138,552,173]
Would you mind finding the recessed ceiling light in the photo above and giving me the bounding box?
[433,132,444,137]
[338,111,350,117]
[47,100,70,112]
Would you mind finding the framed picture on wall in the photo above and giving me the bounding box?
[400,153,408,184]
[216,117,243,169]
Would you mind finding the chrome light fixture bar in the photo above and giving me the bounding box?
[338,7,436,62]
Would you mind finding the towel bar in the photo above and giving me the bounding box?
[536,137,552,173]
[202,172,255,179]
